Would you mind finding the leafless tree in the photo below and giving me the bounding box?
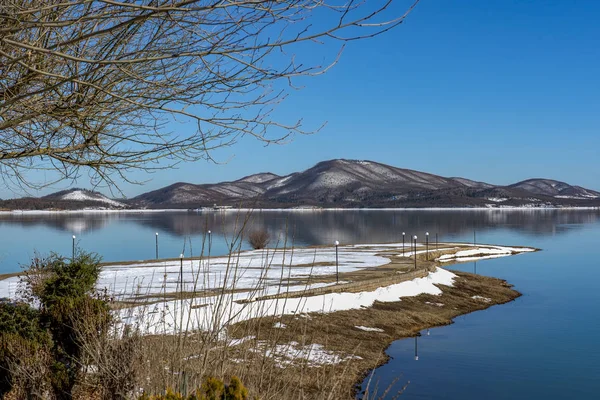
[0,0,419,190]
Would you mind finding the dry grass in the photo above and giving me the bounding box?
[128,270,520,400]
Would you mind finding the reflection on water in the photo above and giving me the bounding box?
[2,209,599,237]
[0,209,599,273]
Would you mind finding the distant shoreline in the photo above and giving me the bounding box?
[1,206,599,215]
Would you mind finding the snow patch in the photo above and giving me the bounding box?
[258,341,362,367]
[61,190,125,207]
[228,336,256,347]
[437,245,534,262]
[355,326,384,332]
[471,295,492,303]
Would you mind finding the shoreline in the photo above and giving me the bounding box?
[223,270,522,399]
[353,272,522,398]
[0,206,598,215]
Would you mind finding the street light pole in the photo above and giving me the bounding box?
[179,253,184,335]
[413,235,418,270]
[72,235,76,260]
[402,232,405,256]
[334,241,340,284]
[155,232,159,259]
[436,233,438,250]
[207,230,212,257]
[426,232,429,260]
[179,253,184,293]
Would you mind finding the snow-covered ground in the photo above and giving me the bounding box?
[0,242,536,335]
[0,244,395,300]
[436,245,535,263]
[119,267,458,334]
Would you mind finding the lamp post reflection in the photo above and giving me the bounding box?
[414,332,421,361]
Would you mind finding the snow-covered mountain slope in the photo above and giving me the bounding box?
[44,189,126,208]
[236,173,280,184]
[128,159,600,208]
[132,159,468,207]
[12,161,596,210]
[127,160,599,208]
[509,179,600,199]
[450,177,494,189]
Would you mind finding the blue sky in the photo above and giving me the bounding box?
[9,0,600,198]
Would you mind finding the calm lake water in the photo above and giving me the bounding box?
[1,209,599,399]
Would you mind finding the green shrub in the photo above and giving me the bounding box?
[0,252,109,399]
[32,253,108,399]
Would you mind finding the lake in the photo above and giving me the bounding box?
[1,209,599,399]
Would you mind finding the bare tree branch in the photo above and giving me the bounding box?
[0,0,420,191]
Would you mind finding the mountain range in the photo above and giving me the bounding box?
[1,159,599,210]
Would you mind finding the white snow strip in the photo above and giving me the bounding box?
[355,326,385,332]
[439,254,507,263]
[118,267,457,334]
[437,245,534,262]
[228,336,256,347]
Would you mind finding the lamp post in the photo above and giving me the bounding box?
[425,232,429,260]
[207,230,212,257]
[334,240,339,284]
[402,232,405,256]
[155,232,159,259]
[179,253,184,293]
[72,235,76,260]
[179,253,184,335]
[436,233,438,250]
[413,235,417,270]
